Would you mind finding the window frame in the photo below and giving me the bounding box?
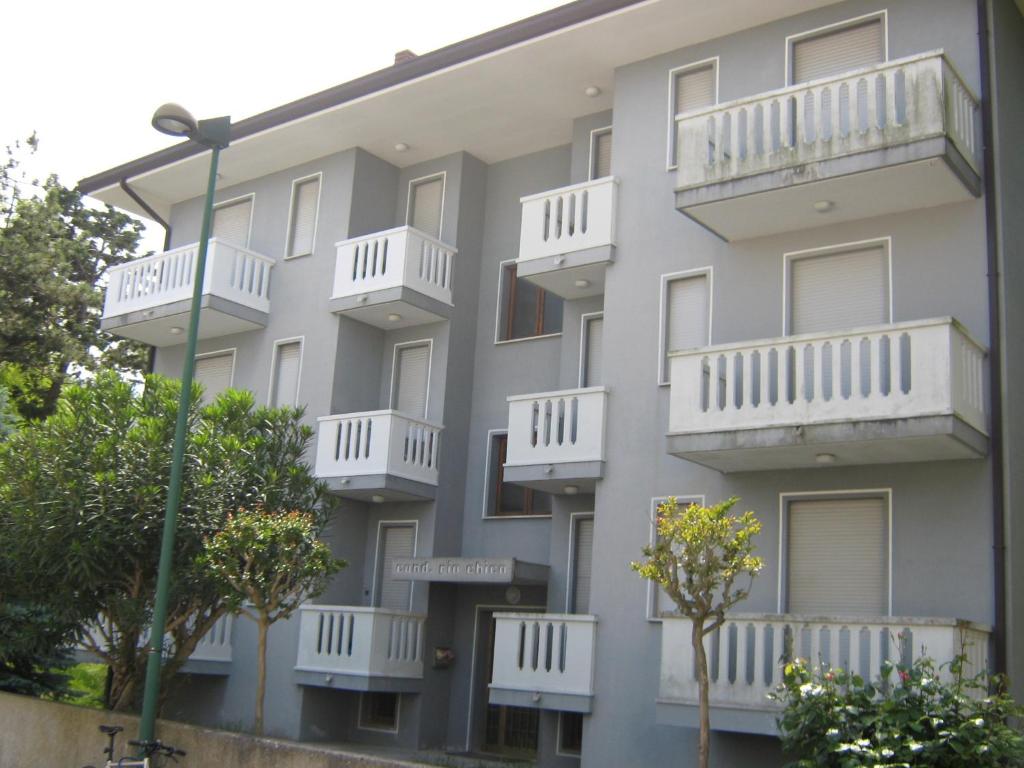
[777,489,893,616]
[211,192,255,249]
[405,171,446,239]
[357,692,401,734]
[388,339,434,419]
[782,237,893,336]
[481,430,552,520]
[565,512,595,613]
[588,125,613,180]
[658,267,713,386]
[493,259,563,345]
[555,711,584,758]
[193,347,237,401]
[370,519,419,612]
[784,11,889,87]
[645,495,705,622]
[578,311,604,387]
[266,336,304,407]
[666,56,719,171]
[283,172,322,260]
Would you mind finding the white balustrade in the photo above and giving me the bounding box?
[519,177,618,263]
[490,613,597,698]
[103,239,273,318]
[505,387,607,467]
[669,318,986,436]
[315,410,442,486]
[333,226,455,306]
[190,614,233,663]
[295,605,425,679]
[660,614,991,711]
[676,52,981,191]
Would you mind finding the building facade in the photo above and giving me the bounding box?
[81,1,1024,765]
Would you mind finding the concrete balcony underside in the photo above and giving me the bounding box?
[328,285,450,329]
[101,293,269,347]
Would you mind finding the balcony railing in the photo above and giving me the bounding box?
[315,410,442,486]
[295,605,425,680]
[332,226,455,306]
[676,51,980,191]
[103,239,273,319]
[669,318,986,437]
[519,177,617,263]
[490,613,597,708]
[80,613,234,666]
[659,614,990,717]
[506,387,607,468]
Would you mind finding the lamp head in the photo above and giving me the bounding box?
[151,103,197,137]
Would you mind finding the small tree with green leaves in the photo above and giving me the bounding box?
[631,497,763,768]
[201,508,345,735]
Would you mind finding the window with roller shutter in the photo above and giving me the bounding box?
[270,341,302,407]
[661,272,710,384]
[788,245,889,335]
[570,516,594,614]
[391,343,430,419]
[590,128,612,179]
[789,16,885,85]
[408,175,444,239]
[669,61,716,166]
[580,314,604,387]
[375,524,415,611]
[211,197,253,248]
[193,352,234,402]
[286,175,320,258]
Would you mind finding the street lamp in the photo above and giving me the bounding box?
[137,103,230,744]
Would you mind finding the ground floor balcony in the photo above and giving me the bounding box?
[516,177,617,300]
[489,613,597,713]
[504,387,607,493]
[674,52,981,240]
[667,318,987,472]
[315,410,442,502]
[657,614,991,736]
[329,226,455,328]
[294,605,426,692]
[101,239,272,346]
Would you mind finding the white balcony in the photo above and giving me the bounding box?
[294,605,425,692]
[504,387,607,493]
[78,613,234,674]
[330,226,455,328]
[667,318,987,472]
[489,613,597,713]
[658,613,991,735]
[517,177,618,299]
[675,52,981,240]
[101,239,273,346]
[315,410,442,501]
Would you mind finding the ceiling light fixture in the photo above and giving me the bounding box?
[584,85,601,97]
[394,142,409,152]
[574,279,590,289]
[387,313,402,322]
[563,484,580,495]
[813,200,835,213]
[815,453,837,465]
[168,326,184,335]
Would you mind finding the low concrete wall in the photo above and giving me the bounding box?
[0,692,423,768]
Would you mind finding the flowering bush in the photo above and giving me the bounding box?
[772,655,1024,767]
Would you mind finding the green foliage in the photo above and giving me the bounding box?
[772,655,1024,767]
[0,384,18,439]
[64,663,108,710]
[0,135,148,420]
[0,372,329,710]
[0,602,77,699]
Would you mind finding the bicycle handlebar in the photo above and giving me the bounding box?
[127,739,187,758]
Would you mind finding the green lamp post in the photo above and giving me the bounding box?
[137,104,231,743]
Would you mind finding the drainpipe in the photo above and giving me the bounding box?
[118,179,171,375]
[976,0,1006,679]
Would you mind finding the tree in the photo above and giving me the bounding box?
[631,497,763,768]
[0,135,149,420]
[0,372,329,710]
[0,385,18,439]
[201,509,344,734]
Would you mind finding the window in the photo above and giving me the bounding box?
[786,496,888,615]
[269,340,301,407]
[359,692,399,732]
[579,314,604,387]
[668,60,717,167]
[787,243,889,335]
[557,712,583,756]
[211,196,253,248]
[486,433,551,517]
[646,496,703,620]
[286,175,320,258]
[374,524,415,610]
[193,351,234,401]
[789,15,885,85]
[660,271,710,384]
[569,516,594,614]
[497,261,563,341]
[590,128,612,179]
[391,342,431,419]
[408,174,444,239]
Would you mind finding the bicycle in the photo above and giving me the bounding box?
[82,725,186,768]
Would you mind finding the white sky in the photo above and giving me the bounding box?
[2,0,565,253]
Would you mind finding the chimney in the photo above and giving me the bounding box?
[394,49,417,65]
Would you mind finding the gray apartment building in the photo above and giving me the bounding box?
[79,1,1024,765]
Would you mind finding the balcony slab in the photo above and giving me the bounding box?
[502,460,604,493]
[323,473,437,503]
[100,294,268,347]
[329,285,451,329]
[490,688,593,714]
[294,669,422,693]
[516,244,613,300]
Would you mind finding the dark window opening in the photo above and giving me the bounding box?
[360,692,399,730]
[487,433,551,516]
[499,262,562,341]
[559,711,584,755]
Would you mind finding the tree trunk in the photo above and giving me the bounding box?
[692,619,710,768]
[254,615,269,736]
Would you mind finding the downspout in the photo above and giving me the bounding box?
[976,0,1006,679]
[118,178,171,375]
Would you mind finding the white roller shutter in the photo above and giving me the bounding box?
[591,130,612,179]
[788,497,887,615]
[377,525,415,610]
[409,177,443,239]
[790,247,888,335]
[194,352,233,401]
[271,342,301,407]
[572,518,594,614]
[582,316,604,387]
[791,19,885,84]
[287,177,320,257]
[393,344,429,419]
[675,64,716,115]
[211,198,253,247]
[665,274,709,381]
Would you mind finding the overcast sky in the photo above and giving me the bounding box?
[3,0,564,252]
